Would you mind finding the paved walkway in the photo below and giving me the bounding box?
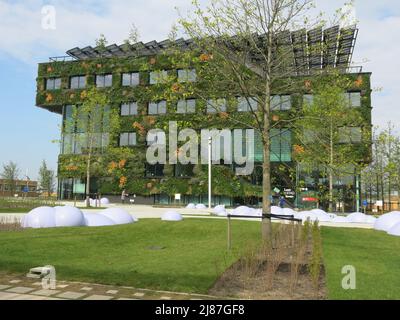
[0,273,220,300]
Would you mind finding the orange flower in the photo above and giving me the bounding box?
[355,76,363,87]
[45,93,53,102]
[219,112,229,119]
[80,90,87,99]
[118,159,127,169]
[96,64,102,68]
[272,114,280,122]
[146,182,153,189]
[149,57,157,65]
[47,66,53,73]
[146,116,156,125]
[119,176,127,188]
[108,161,118,173]
[132,121,145,131]
[66,165,78,171]
[293,144,305,155]
[304,79,312,89]
[171,83,182,93]
[200,53,213,62]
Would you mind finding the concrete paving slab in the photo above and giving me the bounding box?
[5,286,35,294]
[84,294,113,300]
[31,289,61,296]
[56,291,87,299]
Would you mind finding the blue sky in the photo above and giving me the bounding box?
[0,0,399,180]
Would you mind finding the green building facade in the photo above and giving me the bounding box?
[35,27,372,210]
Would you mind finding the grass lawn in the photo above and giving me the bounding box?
[322,227,400,299]
[0,219,260,293]
[0,208,30,213]
[1,218,400,298]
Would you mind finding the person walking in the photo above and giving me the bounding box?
[279,195,285,208]
[121,189,128,204]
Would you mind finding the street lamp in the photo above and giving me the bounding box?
[208,136,212,209]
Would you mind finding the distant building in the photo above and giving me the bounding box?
[0,179,38,197]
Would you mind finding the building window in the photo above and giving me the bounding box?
[70,76,86,89]
[119,132,137,146]
[177,99,196,114]
[175,164,194,177]
[145,164,164,177]
[207,98,227,113]
[149,70,168,85]
[121,102,138,116]
[339,127,362,143]
[148,100,167,115]
[343,92,361,107]
[271,95,292,111]
[122,72,139,86]
[96,74,112,88]
[303,94,314,106]
[270,129,292,162]
[237,97,257,112]
[46,78,61,90]
[177,69,197,82]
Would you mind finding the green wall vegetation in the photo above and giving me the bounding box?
[36,53,373,198]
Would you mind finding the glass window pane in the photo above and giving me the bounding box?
[186,99,196,113]
[281,95,291,110]
[131,73,139,86]
[105,74,112,87]
[121,104,129,116]
[129,133,136,146]
[207,99,217,113]
[158,101,167,114]
[120,133,128,146]
[177,100,186,113]
[79,76,86,88]
[150,70,167,84]
[130,102,138,115]
[149,102,157,114]
[96,75,103,87]
[270,95,281,110]
[46,79,53,90]
[122,73,130,86]
[54,78,61,89]
[303,94,313,106]
[70,77,79,89]
[237,97,247,112]
[350,92,361,107]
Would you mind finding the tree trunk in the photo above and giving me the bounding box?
[328,122,334,212]
[85,152,91,208]
[262,109,272,241]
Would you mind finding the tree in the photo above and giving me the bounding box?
[1,161,20,195]
[294,74,365,212]
[64,87,119,207]
[157,0,351,239]
[38,160,55,196]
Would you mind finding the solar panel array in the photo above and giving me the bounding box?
[66,25,358,74]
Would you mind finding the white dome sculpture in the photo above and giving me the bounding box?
[213,205,226,215]
[100,198,110,205]
[282,208,295,216]
[374,212,400,231]
[387,222,400,236]
[54,206,85,227]
[365,215,377,224]
[99,208,136,224]
[271,206,283,215]
[22,207,56,229]
[232,206,250,216]
[83,212,115,227]
[332,216,349,223]
[195,204,207,210]
[161,211,183,221]
[346,212,368,223]
[186,203,196,209]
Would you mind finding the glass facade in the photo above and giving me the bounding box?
[149,70,168,84]
[119,132,137,146]
[339,127,362,143]
[177,69,197,82]
[271,95,292,110]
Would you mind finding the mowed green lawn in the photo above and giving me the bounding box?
[0,219,260,293]
[322,227,400,299]
[0,218,399,298]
